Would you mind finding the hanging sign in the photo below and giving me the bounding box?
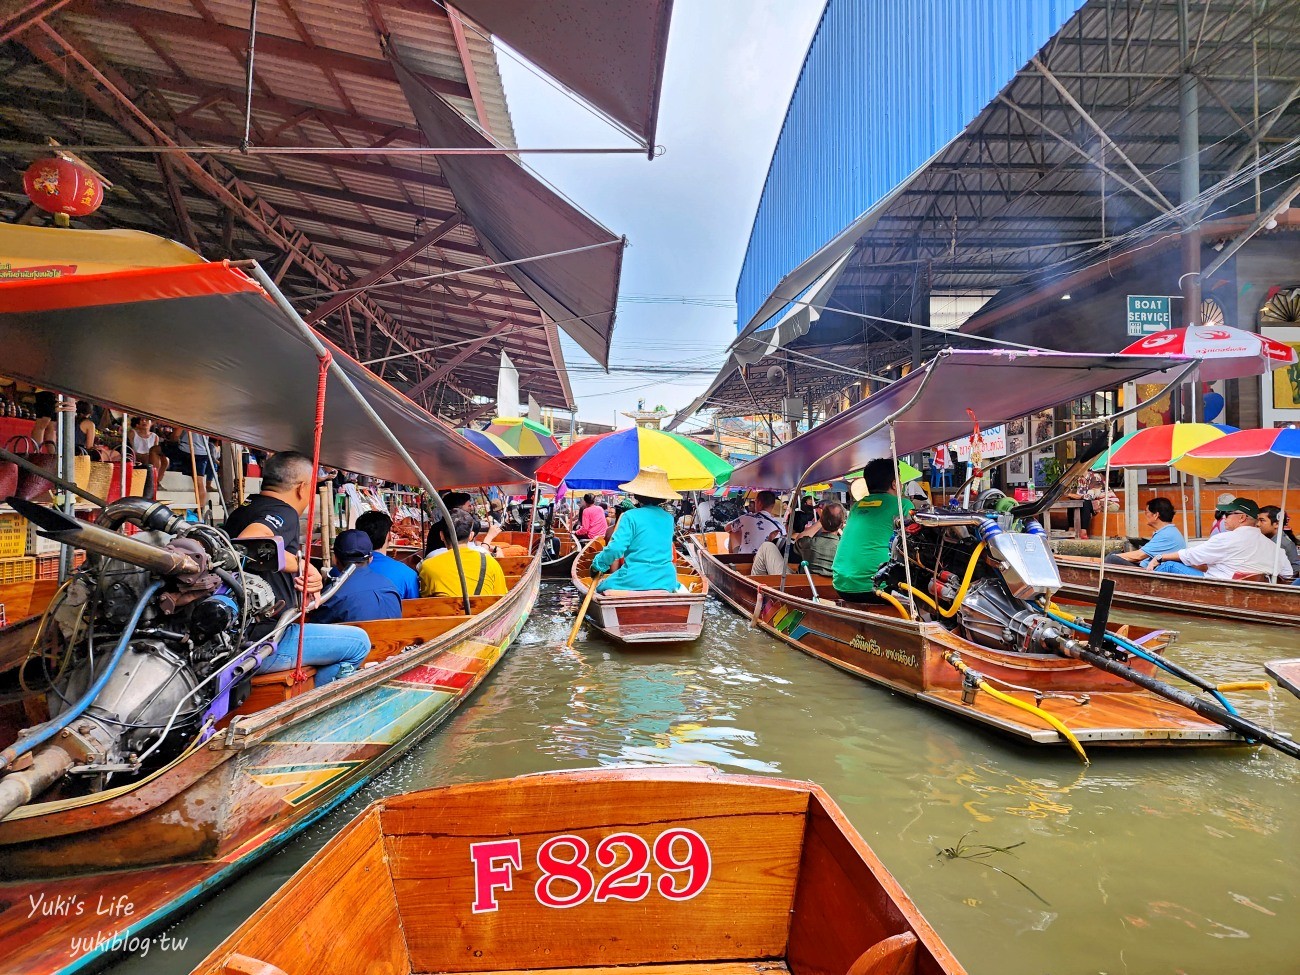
[948,425,1006,461]
[1126,295,1171,336]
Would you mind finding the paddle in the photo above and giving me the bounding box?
[565,569,600,650]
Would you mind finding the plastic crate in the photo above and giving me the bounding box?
[34,551,86,580]
[0,557,36,584]
[0,513,25,559]
[25,521,61,556]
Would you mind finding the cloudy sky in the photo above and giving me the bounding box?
[496,1,825,431]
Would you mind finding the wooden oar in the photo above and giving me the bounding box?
[565,570,600,650]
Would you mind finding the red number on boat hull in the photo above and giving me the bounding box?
[469,839,523,914]
[535,834,596,909]
[654,828,711,901]
[593,832,653,903]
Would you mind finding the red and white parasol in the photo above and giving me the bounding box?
[1120,325,1298,380]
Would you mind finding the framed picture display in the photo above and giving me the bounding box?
[1261,325,1300,428]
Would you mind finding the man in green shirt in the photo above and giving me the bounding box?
[832,458,914,602]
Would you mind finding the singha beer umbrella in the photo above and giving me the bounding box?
[1119,325,1297,380]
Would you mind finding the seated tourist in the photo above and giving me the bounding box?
[1259,506,1300,582]
[1104,497,1185,568]
[419,509,507,597]
[1208,493,1235,536]
[728,490,785,555]
[833,459,914,602]
[225,450,370,687]
[1146,498,1294,580]
[795,501,846,576]
[311,529,402,625]
[354,510,420,600]
[592,468,680,593]
[792,496,817,534]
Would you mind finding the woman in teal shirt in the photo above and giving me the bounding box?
[593,467,681,592]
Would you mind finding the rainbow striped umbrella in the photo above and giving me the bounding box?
[537,428,732,491]
[484,417,560,456]
[1175,426,1300,484]
[1089,422,1236,471]
[458,428,519,457]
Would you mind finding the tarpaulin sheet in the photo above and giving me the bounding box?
[728,349,1189,488]
[450,0,673,152]
[393,57,623,369]
[0,261,522,490]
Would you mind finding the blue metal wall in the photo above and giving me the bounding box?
[736,0,1088,331]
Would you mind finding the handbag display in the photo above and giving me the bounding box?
[6,436,58,501]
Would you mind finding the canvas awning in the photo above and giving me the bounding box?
[0,261,523,489]
[393,56,624,369]
[727,349,1189,488]
[0,224,202,279]
[449,0,674,155]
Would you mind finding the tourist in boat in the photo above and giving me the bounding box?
[728,490,785,555]
[225,450,372,686]
[572,493,609,542]
[1103,497,1186,569]
[792,495,817,534]
[1259,506,1300,581]
[793,500,846,575]
[1146,498,1295,581]
[833,459,915,603]
[419,508,508,598]
[591,467,681,593]
[425,491,472,554]
[355,510,420,600]
[1208,492,1236,536]
[310,529,402,624]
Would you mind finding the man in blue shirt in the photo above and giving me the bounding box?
[1104,497,1186,568]
[355,511,420,600]
[311,529,402,624]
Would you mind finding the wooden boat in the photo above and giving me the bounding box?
[190,767,966,975]
[0,553,540,974]
[688,533,1239,749]
[572,537,707,644]
[0,578,59,675]
[1055,553,1300,627]
[1265,659,1300,699]
[543,527,584,578]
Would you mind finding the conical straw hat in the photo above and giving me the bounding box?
[617,466,681,501]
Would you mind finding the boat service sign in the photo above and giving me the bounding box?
[1126,295,1172,336]
[471,829,712,912]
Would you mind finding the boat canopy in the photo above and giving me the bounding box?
[728,349,1189,489]
[0,261,523,489]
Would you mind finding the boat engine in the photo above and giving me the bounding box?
[0,498,281,819]
[875,504,1068,655]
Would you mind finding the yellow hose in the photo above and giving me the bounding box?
[876,589,912,620]
[899,542,986,619]
[944,653,1090,765]
[1217,681,1272,693]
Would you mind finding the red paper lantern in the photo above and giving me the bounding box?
[22,157,104,217]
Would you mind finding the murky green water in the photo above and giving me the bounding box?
[112,584,1298,975]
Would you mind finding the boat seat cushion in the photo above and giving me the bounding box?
[1232,571,1268,582]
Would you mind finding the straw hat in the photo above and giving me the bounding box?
[618,466,681,501]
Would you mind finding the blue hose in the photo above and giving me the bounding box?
[1042,606,1239,715]
[0,581,164,772]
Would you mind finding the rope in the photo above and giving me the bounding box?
[293,348,332,682]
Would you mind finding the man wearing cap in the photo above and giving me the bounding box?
[311,529,403,624]
[1147,498,1295,580]
[833,458,914,602]
[592,467,680,592]
[224,450,371,686]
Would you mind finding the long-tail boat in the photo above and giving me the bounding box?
[1053,554,1300,626]
[694,349,1299,761]
[543,527,585,578]
[0,243,541,973]
[190,767,966,975]
[573,537,707,644]
[1266,659,1300,699]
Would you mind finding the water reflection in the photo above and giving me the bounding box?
[110,584,1299,975]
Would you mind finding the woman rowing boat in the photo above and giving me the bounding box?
[592,466,680,593]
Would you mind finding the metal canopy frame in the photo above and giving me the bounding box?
[699,0,1300,423]
[0,0,577,417]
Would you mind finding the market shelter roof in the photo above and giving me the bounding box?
[0,0,672,414]
[0,260,522,489]
[727,349,1187,489]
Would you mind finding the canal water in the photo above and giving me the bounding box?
[113,583,1298,975]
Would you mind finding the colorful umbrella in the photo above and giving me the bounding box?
[1120,325,1298,380]
[537,428,732,491]
[1089,423,1236,471]
[1179,426,1300,582]
[484,416,560,456]
[1175,426,1300,484]
[458,428,519,457]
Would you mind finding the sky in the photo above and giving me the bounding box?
[494,0,826,432]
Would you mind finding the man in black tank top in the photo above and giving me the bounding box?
[225,451,370,686]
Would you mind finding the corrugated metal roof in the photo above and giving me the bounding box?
[736,0,1087,331]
